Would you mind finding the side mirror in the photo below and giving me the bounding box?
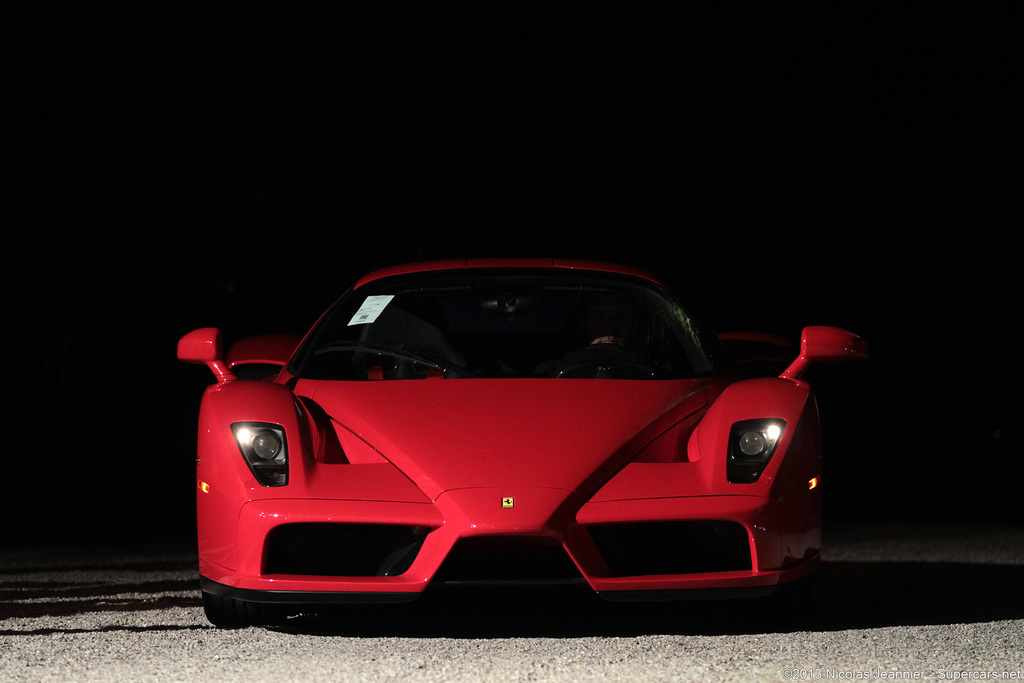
[177,327,236,382]
[780,326,867,381]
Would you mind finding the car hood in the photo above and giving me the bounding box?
[307,379,707,500]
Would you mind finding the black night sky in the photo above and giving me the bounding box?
[9,5,1021,546]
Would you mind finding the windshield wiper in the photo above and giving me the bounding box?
[314,341,445,370]
[312,341,485,378]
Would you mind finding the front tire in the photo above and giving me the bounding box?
[202,590,282,628]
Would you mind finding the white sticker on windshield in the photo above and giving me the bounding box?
[348,295,395,326]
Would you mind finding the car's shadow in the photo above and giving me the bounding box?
[271,560,1024,637]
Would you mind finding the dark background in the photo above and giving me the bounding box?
[9,5,1020,546]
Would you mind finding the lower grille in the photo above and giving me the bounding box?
[432,536,584,585]
[588,521,751,576]
[265,523,428,577]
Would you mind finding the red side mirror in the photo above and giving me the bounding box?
[177,328,236,382]
[780,326,868,381]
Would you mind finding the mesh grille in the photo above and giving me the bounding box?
[588,521,751,576]
[265,523,428,577]
[232,363,281,381]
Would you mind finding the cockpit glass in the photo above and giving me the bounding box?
[290,269,726,380]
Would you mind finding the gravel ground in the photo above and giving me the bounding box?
[2,524,1022,682]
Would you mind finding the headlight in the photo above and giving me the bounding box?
[232,422,288,487]
[727,419,785,483]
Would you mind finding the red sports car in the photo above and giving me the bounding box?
[178,258,866,627]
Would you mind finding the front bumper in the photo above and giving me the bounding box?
[198,490,820,604]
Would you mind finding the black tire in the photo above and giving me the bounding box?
[762,574,821,628]
[202,590,283,628]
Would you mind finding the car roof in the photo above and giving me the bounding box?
[354,258,663,289]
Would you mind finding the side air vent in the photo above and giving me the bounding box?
[587,521,751,576]
[231,363,281,381]
[265,524,428,577]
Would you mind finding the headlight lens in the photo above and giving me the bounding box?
[251,431,283,460]
[738,432,766,456]
[727,419,786,483]
[232,422,288,486]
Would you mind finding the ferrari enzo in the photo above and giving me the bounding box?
[178,258,866,627]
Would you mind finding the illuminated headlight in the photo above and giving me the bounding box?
[727,419,786,483]
[232,422,288,487]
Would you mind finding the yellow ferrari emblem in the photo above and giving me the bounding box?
[501,497,514,509]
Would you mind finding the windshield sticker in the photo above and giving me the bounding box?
[348,295,395,326]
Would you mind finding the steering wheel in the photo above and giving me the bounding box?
[314,342,481,379]
[553,343,659,379]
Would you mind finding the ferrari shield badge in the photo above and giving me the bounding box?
[501,497,514,509]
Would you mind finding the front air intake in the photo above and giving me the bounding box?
[587,521,751,576]
[265,523,428,577]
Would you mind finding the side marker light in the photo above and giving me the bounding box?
[199,481,210,493]
[808,477,819,490]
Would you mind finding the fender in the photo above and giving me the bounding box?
[688,377,817,493]
[196,380,310,494]
[689,377,825,569]
[195,380,308,571]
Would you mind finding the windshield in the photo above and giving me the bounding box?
[289,269,728,380]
